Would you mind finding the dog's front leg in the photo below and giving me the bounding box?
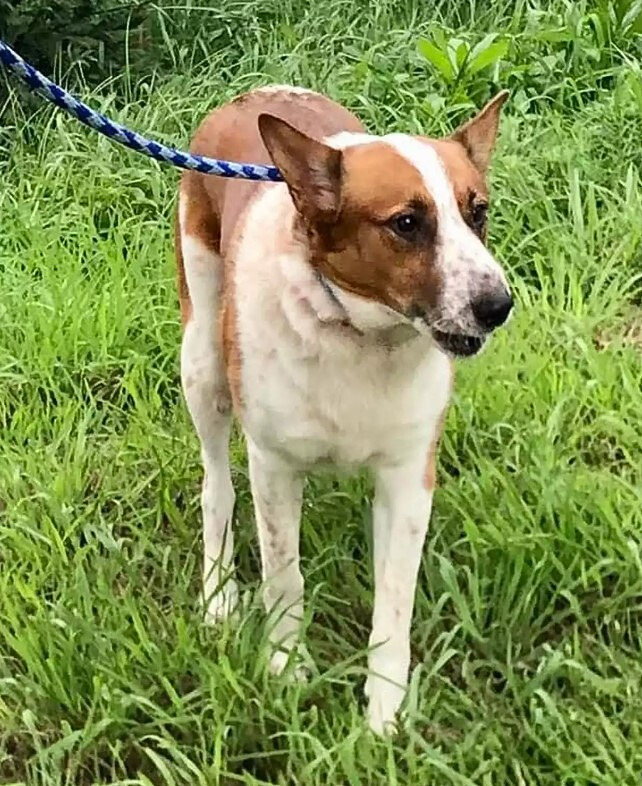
[248,443,305,676]
[365,455,433,734]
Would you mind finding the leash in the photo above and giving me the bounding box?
[0,39,283,182]
[0,40,357,324]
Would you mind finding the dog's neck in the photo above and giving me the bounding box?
[315,270,348,319]
[242,188,422,349]
[278,237,420,349]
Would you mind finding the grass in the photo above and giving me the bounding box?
[1,0,642,783]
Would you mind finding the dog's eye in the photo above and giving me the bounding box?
[471,202,488,234]
[390,212,420,239]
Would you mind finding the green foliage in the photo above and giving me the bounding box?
[417,0,642,111]
[0,0,149,76]
[1,0,642,783]
[417,31,510,108]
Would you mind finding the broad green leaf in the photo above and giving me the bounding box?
[468,39,509,74]
[418,38,455,82]
[469,32,498,64]
[447,37,468,70]
[432,26,449,51]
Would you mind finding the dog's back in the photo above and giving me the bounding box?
[176,87,364,321]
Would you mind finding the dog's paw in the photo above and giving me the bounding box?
[202,581,239,624]
[364,674,404,736]
[269,649,309,683]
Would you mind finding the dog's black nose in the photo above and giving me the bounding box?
[472,290,513,330]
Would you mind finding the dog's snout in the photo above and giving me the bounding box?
[471,289,513,331]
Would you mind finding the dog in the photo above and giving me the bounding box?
[175,85,512,734]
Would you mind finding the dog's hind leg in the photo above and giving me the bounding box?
[177,185,237,622]
[248,443,305,676]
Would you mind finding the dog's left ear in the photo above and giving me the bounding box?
[258,113,343,225]
[451,90,509,174]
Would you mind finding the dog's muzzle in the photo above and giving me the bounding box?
[429,288,513,358]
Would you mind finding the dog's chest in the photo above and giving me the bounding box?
[230,191,452,469]
[238,318,451,469]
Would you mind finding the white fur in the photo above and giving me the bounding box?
[325,131,375,149]
[179,125,508,734]
[179,195,238,621]
[252,85,317,96]
[366,457,434,734]
[227,179,452,731]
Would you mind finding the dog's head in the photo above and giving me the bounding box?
[258,92,512,357]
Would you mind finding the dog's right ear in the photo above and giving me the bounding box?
[450,90,509,175]
[258,114,343,225]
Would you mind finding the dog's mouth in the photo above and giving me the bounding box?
[431,329,485,358]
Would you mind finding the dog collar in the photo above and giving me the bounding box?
[316,271,344,312]
[314,271,363,335]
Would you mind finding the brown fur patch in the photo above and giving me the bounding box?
[188,88,364,255]
[428,139,488,201]
[175,179,222,326]
[220,293,242,411]
[309,142,443,317]
[423,417,443,491]
[174,207,191,327]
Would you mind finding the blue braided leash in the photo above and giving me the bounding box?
[0,39,283,182]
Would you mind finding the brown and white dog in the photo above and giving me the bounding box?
[175,86,512,734]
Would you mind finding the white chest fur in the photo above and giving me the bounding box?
[232,187,452,471]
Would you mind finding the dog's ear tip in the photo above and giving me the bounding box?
[497,88,510,102]
[257,112,277,131]
[258,112,286,130]
[258,113,301,144]
[487,89,510,109]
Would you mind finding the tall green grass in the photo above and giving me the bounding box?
[1,1,641,783]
